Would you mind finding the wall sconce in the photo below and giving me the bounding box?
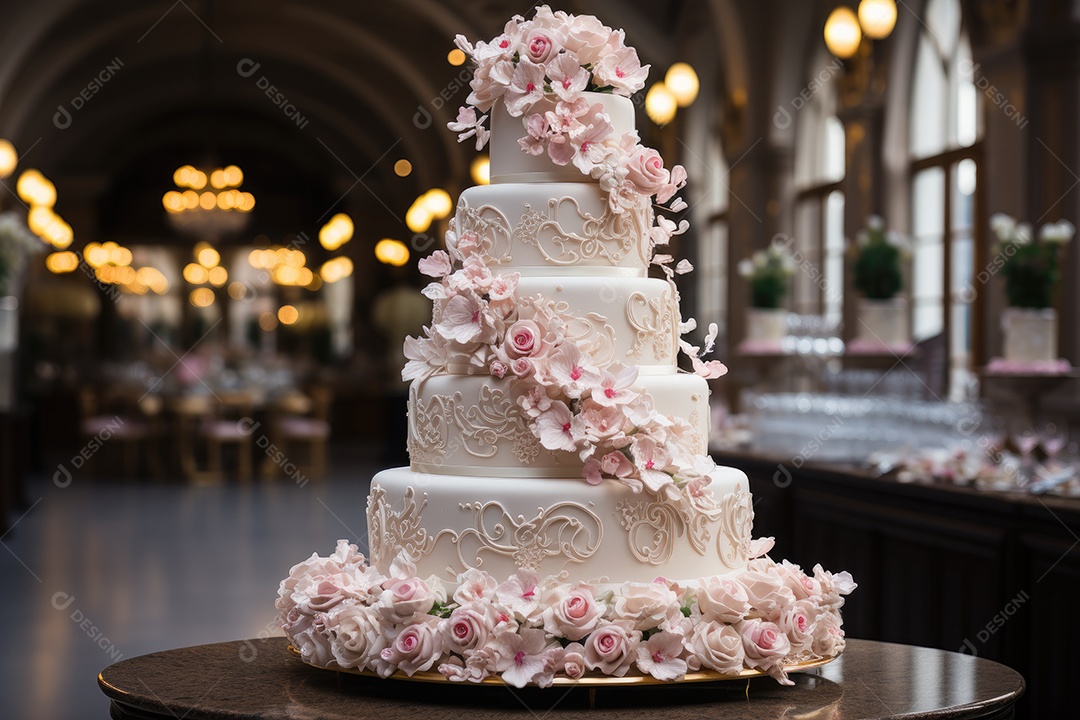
[824,0,896,59]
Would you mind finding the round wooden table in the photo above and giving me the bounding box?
[97,637,1024,719]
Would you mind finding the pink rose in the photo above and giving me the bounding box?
[378,576,436,624]
[776,561,820,602]
[778,600,817,654]
[540,582,605,641]
[441,602,496,654]
[695,575,751,624]
[379,616,444,677]
[610,582,680,632]
[584,622,640,676]
[739,619,791,676]
[490,360,508,379]
[504,320,543,359]
[812,564,857,611]
[510,357,535,379]
[687,621,745,675]
[561,642,587,679]
[488,272,519,302]
[524,29,560,64]
[624,147,670,196]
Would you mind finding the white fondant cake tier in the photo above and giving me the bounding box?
[514,275,679,369]
[454,183,650,272]
[489,93,636,182]
[367,465,752,586]
[407,372,711,476]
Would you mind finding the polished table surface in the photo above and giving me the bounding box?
[98,637,1024,719]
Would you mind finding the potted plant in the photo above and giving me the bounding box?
[990,213,1074,365]
[850,216,910,352]
[737,244,794,346]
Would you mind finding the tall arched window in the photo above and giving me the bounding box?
[793,51,846,324]
[696,131,729,344]
[909,0,980,398]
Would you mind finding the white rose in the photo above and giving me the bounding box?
[610,581,681,631]
[293,612,335,668]
[695,575,751,624]
[812,610,846,657]
[377,576,436,624]
[540,582,605,641]
[686,621,745,674]
[560,642,587,679]
[740,568,796,621]
[327,602,387,670]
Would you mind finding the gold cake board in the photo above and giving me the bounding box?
[287,644,837,686]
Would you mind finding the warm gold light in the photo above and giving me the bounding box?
[84,243,109,268]
[277,304,299,325]
[162,191,184,213]
[421,188,453,219]
[258,311,278,331]
[196,242,220,268]
[208,266,228,286]
[858,0,897,39]
[223,165,243,186]
[27,206,56,236]
[45,251,78,274]
[183,263,209,284]
[447,49,466,66]
[375,239,410,267]
[17,169,56,208]
[227,281,248,300]
[319,213,354,250]
[110,245,132,266]
[136,267,169,294]
[394,159,413,177]
[405,203,433,233]
[42,217,73,249]
[471,155,490,186]
[190,287,215,307]
[825,6,863,59]
[0,140,17,178]
[645,83,677,125]
[238,192,255,211]
[320,256,354,283]
[665,63,700,107]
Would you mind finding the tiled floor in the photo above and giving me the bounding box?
[1,445,386,720]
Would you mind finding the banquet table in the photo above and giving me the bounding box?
[98,637,1024,719]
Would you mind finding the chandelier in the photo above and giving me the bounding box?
[162,164,255,239]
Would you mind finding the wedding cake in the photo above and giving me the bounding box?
[277,6,854,687]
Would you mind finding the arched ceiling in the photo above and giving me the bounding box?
[0,0,730,249]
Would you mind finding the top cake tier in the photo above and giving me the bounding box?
[489,93,637,183]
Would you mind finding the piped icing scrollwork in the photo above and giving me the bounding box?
[718,487,754,567]
[455,193,649,270]
[408,381,539,466]
[625,287,676,360]
[366,483,603,579]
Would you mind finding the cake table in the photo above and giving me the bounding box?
[98,637,1024,719]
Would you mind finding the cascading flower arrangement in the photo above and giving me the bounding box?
[277,540,855,686]
[990,213,1074,309]
[737,245,795,309]
[852,216,907,301]
[448,6,689,245]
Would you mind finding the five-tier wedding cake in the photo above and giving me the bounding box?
[277,6,854,687]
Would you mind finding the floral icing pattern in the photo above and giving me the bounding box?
[278,539,856,686]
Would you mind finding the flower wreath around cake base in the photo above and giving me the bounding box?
[277,540,856,687]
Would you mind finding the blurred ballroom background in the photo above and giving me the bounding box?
[0,0,1078,718]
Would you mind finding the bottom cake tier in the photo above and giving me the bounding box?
[367,466,752,586]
